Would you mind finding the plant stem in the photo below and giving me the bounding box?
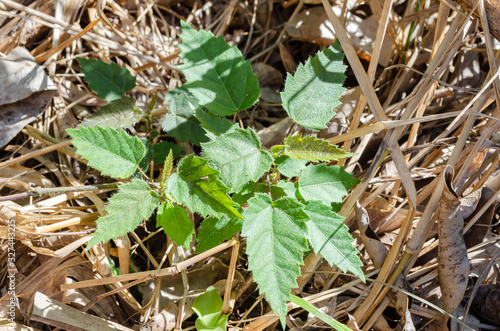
[0,183,119,202]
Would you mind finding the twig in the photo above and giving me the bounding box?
[0,183,119,202]
[222,240,240,314]
[61,238,239,290]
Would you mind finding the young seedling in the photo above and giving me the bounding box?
[63,20,364,329]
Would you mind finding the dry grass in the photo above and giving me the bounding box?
[1,0,500,330]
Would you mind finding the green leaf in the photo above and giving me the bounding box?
[232,182,256,206]
[281,43,346,131]
[157,203,194,249]
[275,155,307,178]
[193,287,223,320]
[77,58,136,102]
[276,180,298,199]
[241,194,309,326]
[196,316,228,331]
[67,125,145,179]
[202,128,272,191]
[152,141,184,164]
[178,21,260,116]
[255,183,289,200]
[109,258,120,276]
[284,134,355,161]
[167,154,242,219]
[160,87,208,145]
[79,96,141,129]
[193,286,228,331]
[195,216,243,253]
[304,201,364,281]
[232,182,290,205]
[87,180,160,249]
[298,164,359,205]
[195,108,238,140]
[290,295,351,331]
[134,138,153,179]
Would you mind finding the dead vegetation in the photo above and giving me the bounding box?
[1,0,500,330]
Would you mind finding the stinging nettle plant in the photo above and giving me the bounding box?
[68,20,365,327]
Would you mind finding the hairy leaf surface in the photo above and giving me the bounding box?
[87,180,159,249]
[241,194,309,326]
[157,203,194,249]
[77,58,136,102]
[281,44,346,130]
[202,128,272,191]
[232,182,289,205]
[152,141,184,164]
[195,216,243,253]
[274,155,307,178]
[135,138,153,179]
[276,180,298,199]
[178,21,260,115]
[284,134,355,161]
[167,154,242,219]
[67,125,145,179]
[195,108,237,140]
[161,87,207,145]
[299,164,359,204]
[305,201,364,281]
[79,96,141,129]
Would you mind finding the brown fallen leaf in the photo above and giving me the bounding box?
[437,166,470,316]
[0,47,56,148]
[251,62,283,91]
[139,258,243,320]
[284,6,335,46]
[456,0,500,42]
[355,202,388,268]
[471,284,500,325]
[279,42,297,74]
[464,187,499,248]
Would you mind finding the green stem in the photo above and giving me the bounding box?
[403,0,422,52]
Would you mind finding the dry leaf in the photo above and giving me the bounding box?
[471,284,500,324]
[355,202,388,268]
[251,62,283,90]
[258,117,295,148]
[150,303,178,331]
[454,139,492,192]
[0,47,56,148]
[279,42,297,74]
[0,47,56,104]
[139,258,243,319]
[437,166,470,315]
[455,0,500,42]
[463,187,499,248]
[285,7,336,46]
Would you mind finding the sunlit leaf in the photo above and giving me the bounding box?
[178,21,260,116]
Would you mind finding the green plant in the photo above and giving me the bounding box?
[68,21,365,328]
[192,287,228,331]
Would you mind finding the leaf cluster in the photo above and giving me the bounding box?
[68,21,364,328]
